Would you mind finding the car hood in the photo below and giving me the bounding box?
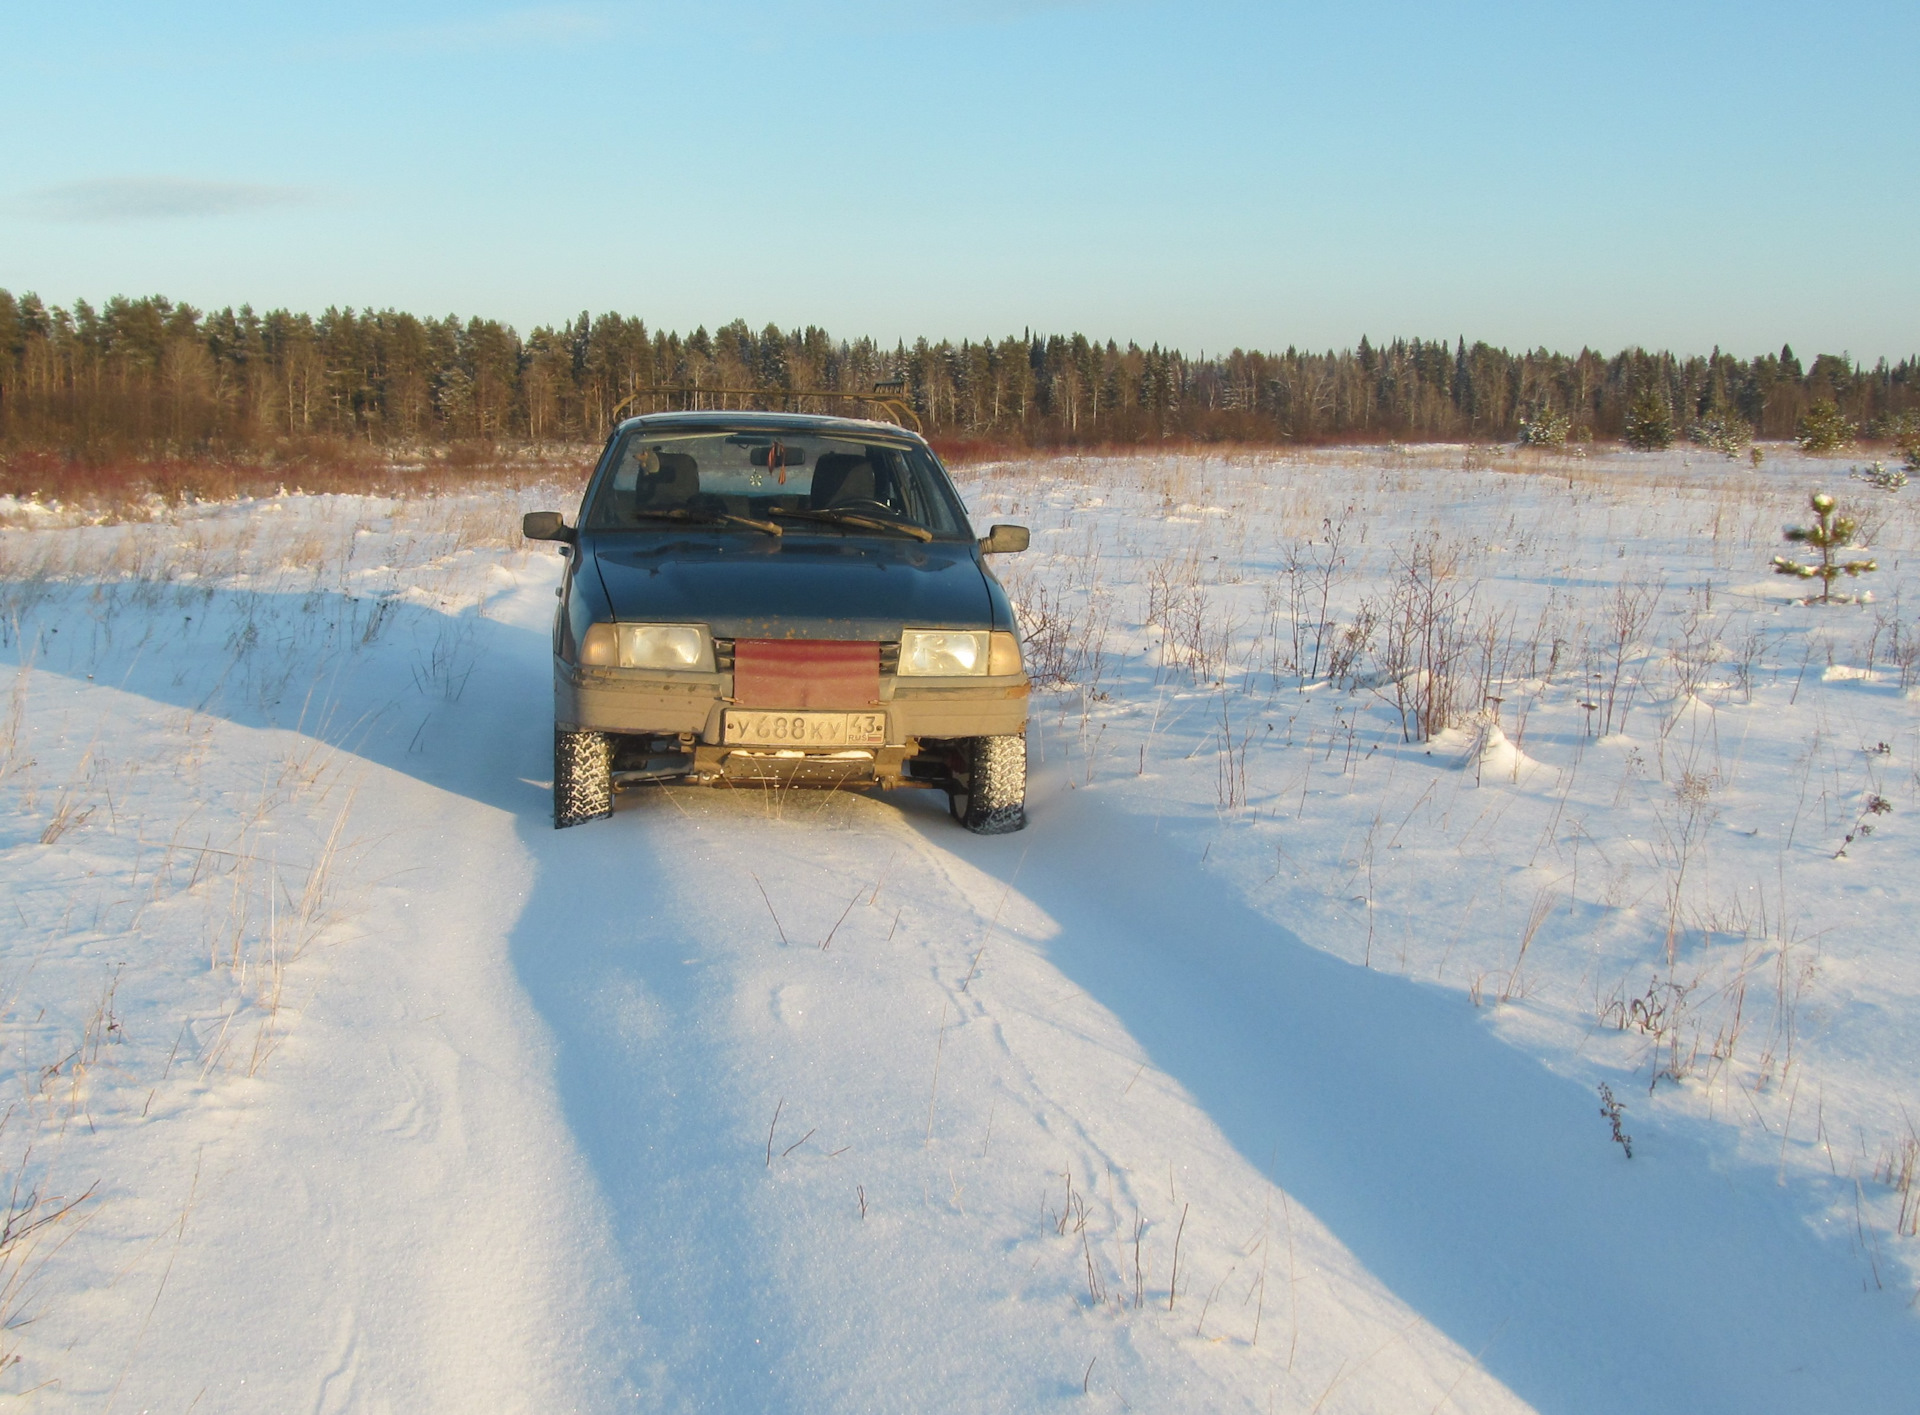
[588,533,994,640]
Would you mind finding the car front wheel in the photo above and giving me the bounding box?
[949,733,1027,835]
[554,728,614,828]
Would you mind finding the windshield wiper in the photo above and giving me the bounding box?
[769,508,934,542]
[628,507,782,536]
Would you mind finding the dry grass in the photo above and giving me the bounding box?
[1876,1121,1920,1238]
[958,444,1920,1271]
[0,1123,98,1377]
[0,442,595,523]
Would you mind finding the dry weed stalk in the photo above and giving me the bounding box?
[1597,581,1660,735]
[1367,535,1475,741]
[1214,693,1250,811]
[0,645,31,782]
[1597,1083,1634,1158]
[1277,520,1352,686]
[1873,1120,1920,1238]
[0,1129,99,1374]
[1167,1201,1189,1312]
[1499,889,1556,1003]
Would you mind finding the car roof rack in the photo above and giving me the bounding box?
[609,382,921,434]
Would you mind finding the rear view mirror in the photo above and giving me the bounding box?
[746,443,807,469]
[980,524,1029,554]
[523,511,574,542]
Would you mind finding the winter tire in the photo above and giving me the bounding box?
[554,728,614,828]
[949,733,1027,834]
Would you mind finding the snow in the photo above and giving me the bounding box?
[1,445,1918,1411]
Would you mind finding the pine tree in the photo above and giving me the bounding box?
[1772,491,1877,603]
[1623,384,1673,449]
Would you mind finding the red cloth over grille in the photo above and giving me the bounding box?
[732,640,881,709]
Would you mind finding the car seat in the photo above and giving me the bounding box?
[810,452,876,508]
[642,452,700,506]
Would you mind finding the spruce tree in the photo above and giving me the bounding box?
[1796,399,1854,453]
[1519,405,1570,447]
[1623,384,1673,449]
[1688,410,1752,458]
[1882,411,1920,474]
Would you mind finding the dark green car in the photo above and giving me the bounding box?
[523,411,1031,831]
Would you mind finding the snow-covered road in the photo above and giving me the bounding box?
[6,449,1920,1410]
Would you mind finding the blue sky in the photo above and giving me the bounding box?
[3,1,1915,357]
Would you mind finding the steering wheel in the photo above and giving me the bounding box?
[826,498,899,516]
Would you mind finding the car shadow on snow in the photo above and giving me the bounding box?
[909,771,1920,1415]
[36,579,775,1400]
[0,583,839,1406]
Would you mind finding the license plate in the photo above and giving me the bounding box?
[723,710,886,747]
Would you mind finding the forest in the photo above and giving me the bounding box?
[1,288,1915,460]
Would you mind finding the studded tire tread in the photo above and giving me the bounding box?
[951,732,1027,834]
[554,728,614,828]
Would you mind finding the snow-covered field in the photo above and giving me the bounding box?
[1,444,1917,1412]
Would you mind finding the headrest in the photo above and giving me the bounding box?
[645,452,699,503]
[811,452,874,507]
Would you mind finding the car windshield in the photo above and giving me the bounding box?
[583,430,970,537]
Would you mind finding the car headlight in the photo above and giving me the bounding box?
[579,623,714,671]
[899,628,999,677]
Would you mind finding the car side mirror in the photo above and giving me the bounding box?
[979,524,1029,554]
[523,511,574,543]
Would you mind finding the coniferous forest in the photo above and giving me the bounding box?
[2,289,1915,460]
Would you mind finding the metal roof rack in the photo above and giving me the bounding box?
[610,382,921,433]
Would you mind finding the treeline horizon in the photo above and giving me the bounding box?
[2,288,1916,460]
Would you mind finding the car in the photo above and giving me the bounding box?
[522,411,1033,832]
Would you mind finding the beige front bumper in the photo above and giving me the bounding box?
[555,663,1030,742]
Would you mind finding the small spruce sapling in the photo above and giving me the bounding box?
[1850,461,1909,492]
[1772,491,1877,603]
[1688,411,1753,459]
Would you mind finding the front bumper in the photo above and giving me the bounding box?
[555,662,1031,743]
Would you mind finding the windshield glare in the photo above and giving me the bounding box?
[585,431,969,537]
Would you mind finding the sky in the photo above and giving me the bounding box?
[2,0,1915,359]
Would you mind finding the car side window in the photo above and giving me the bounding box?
[889,447,967,536]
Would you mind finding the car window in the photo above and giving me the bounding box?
[584,432,969,536]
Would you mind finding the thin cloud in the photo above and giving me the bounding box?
[950,0,1100,15]
[21,176,317,223]
[369,4,615,53]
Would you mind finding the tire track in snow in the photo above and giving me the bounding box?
[506,754,1534,1412]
